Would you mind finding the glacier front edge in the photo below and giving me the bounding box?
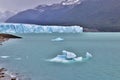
[0,23,83,33]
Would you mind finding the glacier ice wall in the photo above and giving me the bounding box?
[0,23,83,33]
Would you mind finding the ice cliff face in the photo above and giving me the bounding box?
[0,23,83,33]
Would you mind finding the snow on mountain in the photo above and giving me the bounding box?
[0,23,83,33]
[35,0,82,11]
[61,0,82,5]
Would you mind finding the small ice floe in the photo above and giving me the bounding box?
[0,56,10,59]
[62,50,77,59]
[47,50,92,63]
[51,37,64,41]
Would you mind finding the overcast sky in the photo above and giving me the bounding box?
[0,0,64,12]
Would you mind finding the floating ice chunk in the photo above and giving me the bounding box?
[86,52,92,58]
[51,37,64,41]
[47,50,92,63]
[74,57,83,61]
[62,50,77,59]
[48,55,69,63]
[0,56,10,59]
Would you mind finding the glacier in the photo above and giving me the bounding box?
[0,23,83,33]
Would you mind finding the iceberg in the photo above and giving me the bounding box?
[0,23,83,33]
[62,50,77,59]
[51,37,64,41]
[47,50,92,63]
[0,56,10,59]
[86,52,92,58]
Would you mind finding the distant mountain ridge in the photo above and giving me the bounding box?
[6,0,120,32]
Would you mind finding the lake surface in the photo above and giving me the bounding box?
[0,33,120,80]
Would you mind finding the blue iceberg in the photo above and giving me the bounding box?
[0,23,83,33]
[47,50,92,63]
[0,56,10,59]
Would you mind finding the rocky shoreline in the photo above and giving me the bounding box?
[0,68,19,80]
[0,34,21,45]
[0,34,22,80]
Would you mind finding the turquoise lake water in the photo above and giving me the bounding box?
[0,33,120,80]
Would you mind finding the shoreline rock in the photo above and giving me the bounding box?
[0,68,18,80]
[0,34,22,39]
[0,34,22,45]
[0,68,31,80]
